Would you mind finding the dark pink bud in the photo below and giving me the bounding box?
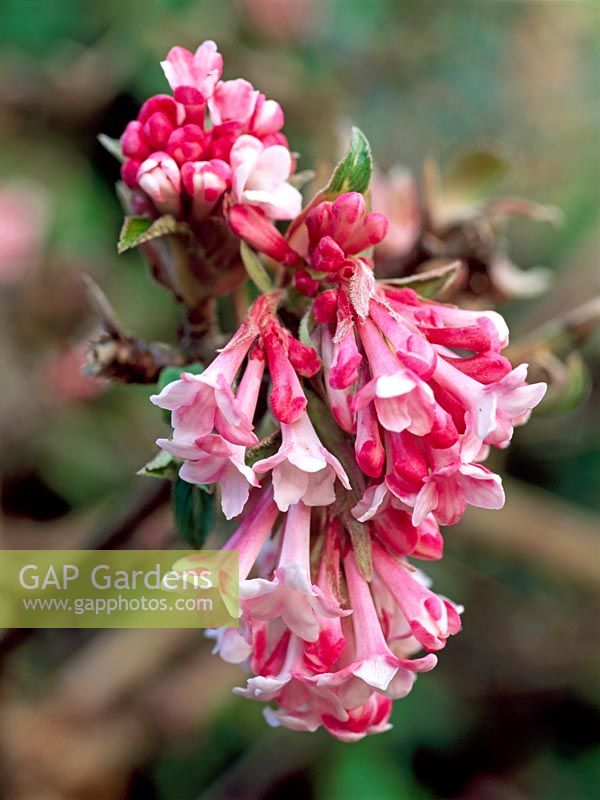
[306,201,333,249]
[286,334,321,378]
[207,126,239,161]
[138,94,180,126]
[262,320,307,423]
[313,290,338,324]
[121,159,141,189]
[422,405,459,449]
[311,235,345,273]
[420,322,493,352]
[384,286,422,306]
[343,211,389,254]
[143,112,175,150]
[294,269,320,297]
[173,86,207,126]
[429,381,466,434]
[167,124,207,164]
[355,401,384,478]
[121,121,150,160]
[371,507,419,555]
[389,431,429,486]
[443,352,513,384]
[330,191,366,243]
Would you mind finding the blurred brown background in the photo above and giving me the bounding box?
[0,1,598,799]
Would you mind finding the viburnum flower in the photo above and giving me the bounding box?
[130,43,549,743]
[118,40,299,236]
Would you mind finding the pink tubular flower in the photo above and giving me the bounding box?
[311,551,437,707]
[150,333,258,448]
[321,693,393,743]
[240,502,346,641]
[411,448,505,526]
[160,41,223,98]
[227,204,300,265]
[230,135,302,220]
[253,411,351,512]
[372,544,462,651]
[355,317,436,436]
[372,166,421,260]
[137,152,182,215]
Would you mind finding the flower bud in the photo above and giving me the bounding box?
[181,159,231,220]
[121,121,150,161]
[167,124,208,164]
[137,152,182,215]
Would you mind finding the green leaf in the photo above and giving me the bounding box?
[240,240,274,294]
[118,214,191,254]
[137,450,180,480]
[172,477,215,549]
[384,260,465,299]
[98,133,124,163]
[157,362,204,393]
[298,305,314,349]
[286,128,373,248]
[326,127,373,197]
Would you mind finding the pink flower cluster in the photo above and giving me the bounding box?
[120,41,301,225]
[151,187,546,740]
[125,39,549,741]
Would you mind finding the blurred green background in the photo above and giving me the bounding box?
[0,1,598,799]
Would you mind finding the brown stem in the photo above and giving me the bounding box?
[86,333,184,384]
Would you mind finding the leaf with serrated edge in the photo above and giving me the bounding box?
[384,260,465,300]
[118,215,191,254]
[240,241,274,294]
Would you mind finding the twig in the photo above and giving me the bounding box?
[82,274,184,383]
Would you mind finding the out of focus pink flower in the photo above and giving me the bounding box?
[137,152,182,216]
[44,344,107,404]
[239,0,321,42]
[0,181,49,285]
[372,166,421,260]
